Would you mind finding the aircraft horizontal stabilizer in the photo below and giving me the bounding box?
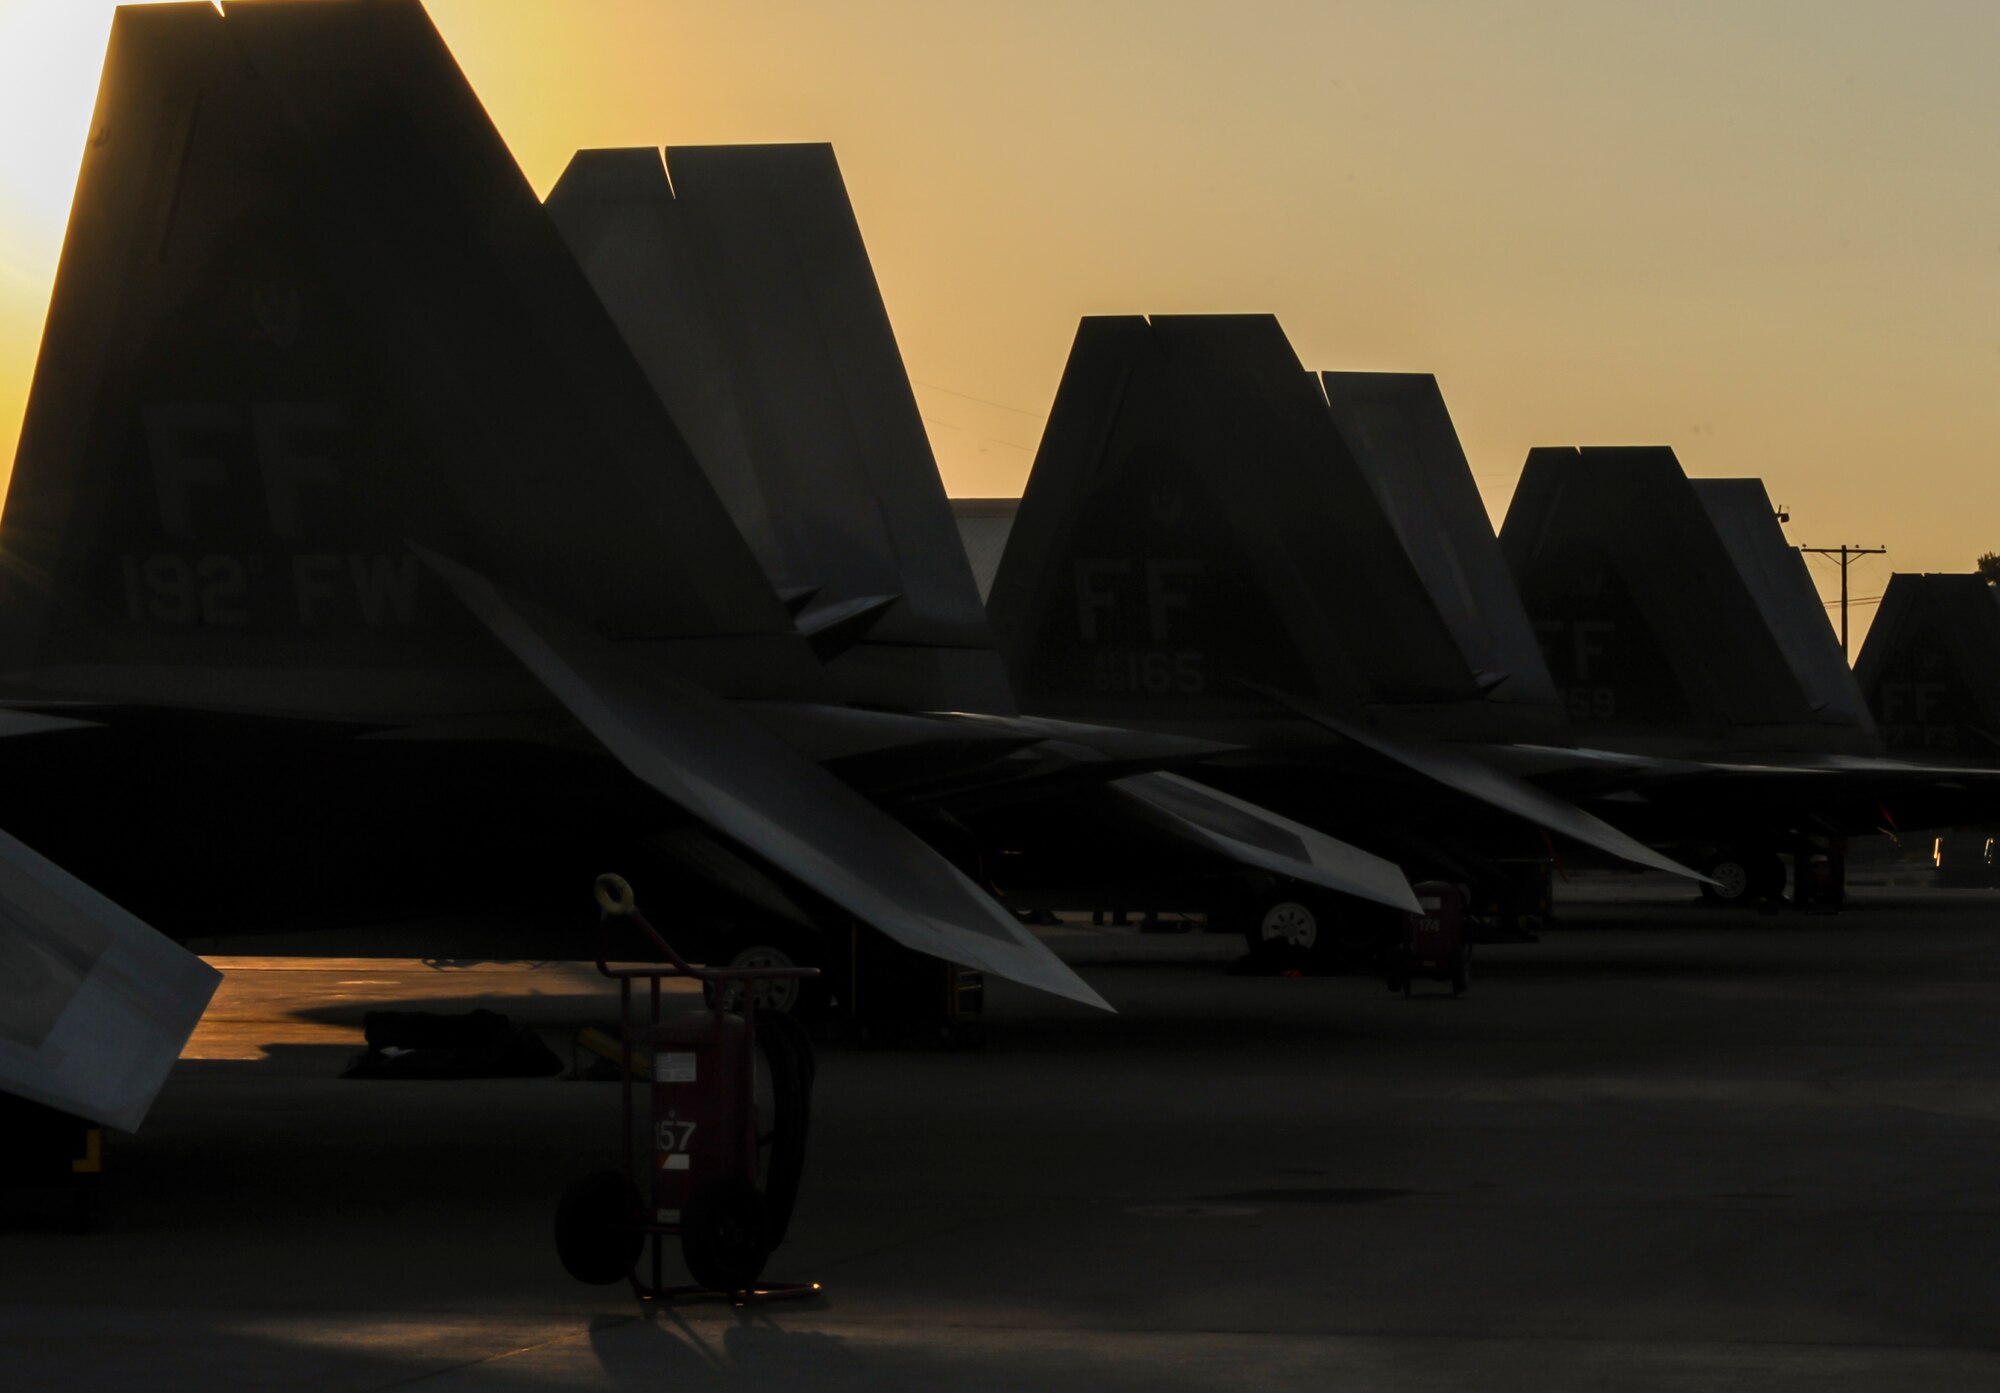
[415,547,1111,1011]
[794,593,902,660]
[1112,771,1423,914]
[1261,689,1713,885]
[0,712,99,738]
[778,586,822,616]
[0,829,219,1132]
[947,712,1239,766]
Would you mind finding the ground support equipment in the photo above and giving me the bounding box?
[554,873,821,1307]
[1386,881,1471,997]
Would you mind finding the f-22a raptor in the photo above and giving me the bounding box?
[0,1,1415,1131]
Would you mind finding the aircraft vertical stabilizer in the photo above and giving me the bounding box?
[545,144,1012,713]
[1692,478,1878,744]
[1318,372,1565,739]
[1499,448,1862,753]
[986,316,1478,729]
[1854,574,2000,761]
[2,0,820,717]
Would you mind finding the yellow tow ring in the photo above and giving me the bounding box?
[594,873,637,917]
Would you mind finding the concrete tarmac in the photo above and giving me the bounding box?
[5,878,2000,1389]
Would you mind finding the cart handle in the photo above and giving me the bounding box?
[591,873,821,984]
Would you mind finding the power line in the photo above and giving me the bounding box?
[1799,543,1887,658]
[918,415,1036,453]
[911,381,1046,419]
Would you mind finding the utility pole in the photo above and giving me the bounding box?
[1799,543,1887,659]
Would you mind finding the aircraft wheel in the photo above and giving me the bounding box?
[1250,891,1321,957]
[682,1177,770,1294]
[554,1170,643,1285]
[1697,852,1756,906]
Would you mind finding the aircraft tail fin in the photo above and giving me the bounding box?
[1499,447,1848,752]
[2,0,812,717]
[986,315,1477,727]
[546,143,1012,713]
[1318,372,1566,741]
[1690,478,1877,742]
[1854,573,2000,761]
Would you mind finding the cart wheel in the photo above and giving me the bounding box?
[755,1009,814,1249]
[1402,975,1413,998]
[1451,947,1471,998]
[554,1170,643,1285]
[683,1177,769,1293]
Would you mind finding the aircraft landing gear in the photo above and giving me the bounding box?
[705,925,828,1023]
[1236,882,1393,971]
[1251,891,1322,957]
[1698,848,1785,906]
[1793,840,1847,914]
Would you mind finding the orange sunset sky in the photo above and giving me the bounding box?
[3,1,1995,641]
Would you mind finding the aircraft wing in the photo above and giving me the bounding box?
[418,549,1110,1011]
[1113,772,1422,913]
[1263,688,1712,883]
[0,827,219,1131]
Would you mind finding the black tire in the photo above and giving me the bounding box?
[1451,947,1471,998]
[755,1009,814,1250]
[554,1170,643,1286]
[1698,851,1758,905]
[1749,853,1787,903]
[1384,948,1409,995]
[682,1177,769,1293]
[1246,888,1322,957]
[1247,886,1386,970]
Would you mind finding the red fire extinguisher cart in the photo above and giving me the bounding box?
[1386,880,1471,997]
[555,874,822,1305]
